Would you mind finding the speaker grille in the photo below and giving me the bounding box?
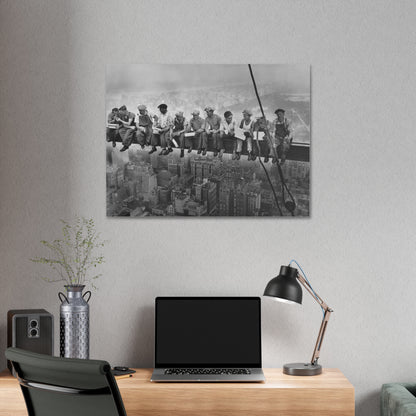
[7,309,54,373]
[14,316,53,354]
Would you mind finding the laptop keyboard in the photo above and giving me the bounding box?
[164,368,251,375]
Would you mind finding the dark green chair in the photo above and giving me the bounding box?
[5,347,127,416]
[381,383,416,416]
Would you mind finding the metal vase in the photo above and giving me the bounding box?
[59,285,91,359]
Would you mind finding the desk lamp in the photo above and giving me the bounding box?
[263,264,333,376]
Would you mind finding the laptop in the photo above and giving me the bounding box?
[151,297,265,382]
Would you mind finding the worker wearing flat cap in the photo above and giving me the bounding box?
[117,105,136,152]
[204,107,223,158]
[271,108,292,164]
[171,111,189,158]
[220,111,240,160]
[106,107,119,148]
[135,105,153,149]
[188,110,206,155]
[149,103,173,156]
[239,109,256,161]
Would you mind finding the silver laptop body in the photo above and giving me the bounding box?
[151,297,265,383]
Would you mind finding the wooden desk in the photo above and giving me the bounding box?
[0,368,354,415]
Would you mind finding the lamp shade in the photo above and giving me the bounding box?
[263,265,302,304]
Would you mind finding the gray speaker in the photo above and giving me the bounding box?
[7,309,54,372]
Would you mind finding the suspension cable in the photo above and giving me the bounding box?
[254,129,282,215]
[248,64,296,215]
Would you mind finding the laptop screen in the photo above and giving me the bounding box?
[155,297,261,368]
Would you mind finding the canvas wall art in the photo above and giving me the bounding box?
[106,64,310,217]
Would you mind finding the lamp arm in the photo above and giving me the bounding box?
[297,274,333,366]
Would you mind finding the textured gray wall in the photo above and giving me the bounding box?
[1,1,416,414]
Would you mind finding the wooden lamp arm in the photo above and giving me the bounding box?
[297,274,333,366]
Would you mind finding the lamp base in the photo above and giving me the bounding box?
[283,363,322,376]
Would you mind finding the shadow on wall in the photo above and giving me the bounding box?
[0,322,6,364]
[0,0,73,369]
[356,389,380,416]
[130,305,154,367]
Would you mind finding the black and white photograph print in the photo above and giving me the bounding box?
[106,64,310,217]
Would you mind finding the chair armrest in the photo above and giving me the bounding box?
[381,383,416,416]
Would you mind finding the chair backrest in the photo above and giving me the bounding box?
[5,347,126,416]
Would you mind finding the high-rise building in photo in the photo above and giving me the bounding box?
[202,181,217,215]
[219,183,234,216]
[247,191,261,216]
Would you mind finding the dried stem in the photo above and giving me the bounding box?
[30,217,106,289]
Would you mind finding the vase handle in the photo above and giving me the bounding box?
[83,291,92,303]
[58,292,68,303]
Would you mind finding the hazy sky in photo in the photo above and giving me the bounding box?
[106,64,310,94]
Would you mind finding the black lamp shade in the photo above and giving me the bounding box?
[263,265,302,304]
